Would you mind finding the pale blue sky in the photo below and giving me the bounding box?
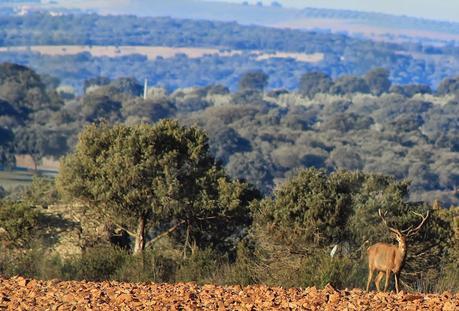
[207,0,459,22]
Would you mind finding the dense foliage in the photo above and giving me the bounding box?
[0,169,457,293]
[246,170,454,289]
[57,120,259,255]
[1,63,458,206]
[0,13,399,51]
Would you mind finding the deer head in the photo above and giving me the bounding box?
[366,209,429,293]
[378,209,429,239]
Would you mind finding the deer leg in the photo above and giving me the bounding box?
[375,271,384,291]
[384,270,391,292]
[394,273,399,294]
[366,269,374,291]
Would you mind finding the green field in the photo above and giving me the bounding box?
[0,170,57,190]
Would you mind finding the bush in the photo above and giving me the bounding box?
[0,200,40,248]
[435,262,459,292]
[0,243,62,279]
[211,242,258,286]
[175,247,220,283]
[114,251,177,283]
[300,252,366,289]
[62,245,129,281]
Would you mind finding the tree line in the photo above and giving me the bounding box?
[1,63,457,205]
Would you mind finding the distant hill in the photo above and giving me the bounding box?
[1,13,459,90]
[0,0,40,2]
[7,0,459,44]
[283,7,459,44]
[57,0,300,25]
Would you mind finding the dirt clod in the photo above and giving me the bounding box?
[0,277,457,310]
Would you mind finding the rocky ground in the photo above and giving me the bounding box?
[0,276,457,310]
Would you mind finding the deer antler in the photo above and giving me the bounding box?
[378,209,400,235]
[405,211,429,237]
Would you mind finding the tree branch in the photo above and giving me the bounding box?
[145,220,186,249]
[409,243,441,258]
[400,280,414,291]
[195,215,230,221]
[111,221,137,238]
[93,204,138,237]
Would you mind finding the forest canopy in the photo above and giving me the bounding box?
[0,63,457,206]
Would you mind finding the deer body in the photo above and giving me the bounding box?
[366,209,429,293]
[366,238,406,292]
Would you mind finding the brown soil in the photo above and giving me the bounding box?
[0,277,457,310]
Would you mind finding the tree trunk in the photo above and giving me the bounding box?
[133,216,146,255]
[32,155,38,172]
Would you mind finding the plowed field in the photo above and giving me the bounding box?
[0,276,457,310]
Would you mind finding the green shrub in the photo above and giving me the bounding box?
[114,251,177,283]
[63,245,129,281]
[211,242,258,286]
[148,253,177,283]
[175,247,220,283]
[435,262,459,292]
[0,200,40,248]
[57,245,179,283]
[0,243,62,280]
[300,252,366,289]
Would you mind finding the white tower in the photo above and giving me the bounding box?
[143,79,148,100]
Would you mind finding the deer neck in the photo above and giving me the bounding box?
[398,239,406,254]
[396,237,407,270]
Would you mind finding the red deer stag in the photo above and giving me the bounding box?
[366,209,429,293]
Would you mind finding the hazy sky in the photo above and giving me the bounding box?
[207,0,459,22]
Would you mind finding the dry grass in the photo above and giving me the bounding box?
[0,156,59,190]
[274,18,459,43]
[0,45,323,63]
[15,155,59,171]
[0,170,34,189]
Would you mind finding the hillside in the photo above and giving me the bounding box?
[0,277,457,310]
[1,13,459,91]
[4,0,459,43]
[279,7,459,43]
